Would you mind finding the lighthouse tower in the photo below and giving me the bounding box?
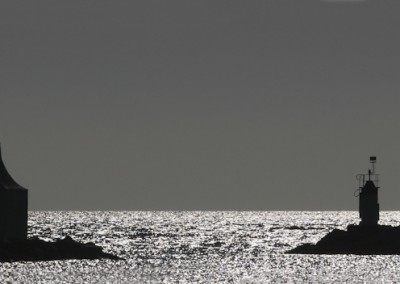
[357,156,379,226]
[0,146,28,240]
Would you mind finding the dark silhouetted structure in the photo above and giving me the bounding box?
[286,156,400,255]
[0,145,28,240]
[356,156,379,226]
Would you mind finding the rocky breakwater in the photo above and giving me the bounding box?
[0,236,122,262]
[287,225,400,255]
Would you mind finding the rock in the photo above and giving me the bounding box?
[0,236,123,262]
[286,224,400,255]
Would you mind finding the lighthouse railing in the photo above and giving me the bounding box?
[356,173,380,188]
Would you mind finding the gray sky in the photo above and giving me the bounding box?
[1,0,400,210]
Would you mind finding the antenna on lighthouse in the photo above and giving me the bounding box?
[370,156,376,174]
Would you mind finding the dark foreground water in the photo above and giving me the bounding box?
[2,211,400,283]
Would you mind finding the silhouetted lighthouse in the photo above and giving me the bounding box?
[357,157,379,226]
[0,146,28,240]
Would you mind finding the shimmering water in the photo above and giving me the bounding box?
[2,211,400,283]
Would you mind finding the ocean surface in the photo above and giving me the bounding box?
[2,211,400,283]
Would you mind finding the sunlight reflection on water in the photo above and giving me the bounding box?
[0,211,399,283]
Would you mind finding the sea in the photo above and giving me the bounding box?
[2,211,400,283]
